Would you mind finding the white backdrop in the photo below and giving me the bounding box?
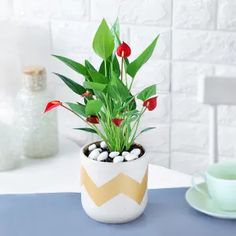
[1,0,236,174]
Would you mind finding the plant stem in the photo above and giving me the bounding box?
[61,104,87,123]
[129,107,146,145]
[125,68,128,87]
[129,77,134,91]
[120,51,124,81]
[104,60,107,77]
[61,104,107,141]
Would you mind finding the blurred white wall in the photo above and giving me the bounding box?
[1,0,236,173]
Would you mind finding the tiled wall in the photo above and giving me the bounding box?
[1,0,236,173]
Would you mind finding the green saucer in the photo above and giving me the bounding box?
[185,183,236,219]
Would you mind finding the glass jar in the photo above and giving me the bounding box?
[16,66,59,158]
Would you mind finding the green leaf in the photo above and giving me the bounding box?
[53,73,86,95]
[85,100,103,115]
[111,23,129,68]
[93,19,115,60]
[84,60,96,82]
[85,60,96,72]
[117,96,136,113]
[84,81,107,91]
[99,58,111,76]
[127,35,159,78]
[66,102,86,117]
[74,127,98,134]
[137,84,156,101]
[136,127,156,138]
[88,69,109,84]
[111,18,120,53]
[99,61,105,75]
[52,55,87,76]
[110,77,130,99]
[111,18,120,40]
[112,56,120,77]
[107,76,136,110]
[140,127,156,134]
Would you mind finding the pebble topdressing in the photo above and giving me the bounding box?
[85,141,144,163]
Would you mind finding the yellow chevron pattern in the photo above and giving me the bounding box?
[81,166,148,206]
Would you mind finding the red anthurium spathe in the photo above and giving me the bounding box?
[82,90,92,97]
[44,100,62,113]
[86,115,99,124]
[143,96,158,111]
[112,118,124,127]
[117,42,131,58]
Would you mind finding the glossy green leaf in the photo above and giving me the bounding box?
[85,100,103,115]
[115,80,136,109]
[85,60,96,71]
[111,18,120,40]
[84,60,96,82]
[93,19,114,60]
[127,35,159,78]
[99,58,111,76]
[107,78,136,111]
[99,61,105,75]
[52,55,87,76]
[111,24,129,67]
[137,84,156,101]
[140,127,156,134]
[88,69,109,84]
[66,102,86,117]
[112,56,120,77]
[74,127,98,134]
[136,127,156,138]
[117,96,136,113]
[84,81,107,91]
[112,77,130,98]
[53,73,86,95]
[111,18,120,53]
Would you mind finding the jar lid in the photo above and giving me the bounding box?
[22,66,47,91]
[23,66,46,75]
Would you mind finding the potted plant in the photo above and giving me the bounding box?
[44,19,159,223]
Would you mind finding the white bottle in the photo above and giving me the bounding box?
[16,66,59,158]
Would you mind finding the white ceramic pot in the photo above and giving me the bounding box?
[80,142,148,224]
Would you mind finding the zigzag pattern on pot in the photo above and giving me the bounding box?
[81,167,148,206]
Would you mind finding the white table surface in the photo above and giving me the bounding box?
[0,138,191,194]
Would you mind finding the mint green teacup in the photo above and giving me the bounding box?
[192,161,236,211]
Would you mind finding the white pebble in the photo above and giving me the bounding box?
[125,153,138,161]
[88,144,97,151]
[122,151,129,157]
[130,148,141,156]
[97,151,108,161]
[94,148,102,152]
[88,150,100,160]
[100,141,107,149]
[109,151,120,158]
[113,155,124,163]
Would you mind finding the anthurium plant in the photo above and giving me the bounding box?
[45,19,159,153]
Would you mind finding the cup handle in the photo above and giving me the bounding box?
[192,172,210,198]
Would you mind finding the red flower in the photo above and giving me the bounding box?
[143,96,158,111]
[86,115,99,124]
[117,42,131,58]
[44,100,62,113]
[82,91,92,97]
[112,118,124,127]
